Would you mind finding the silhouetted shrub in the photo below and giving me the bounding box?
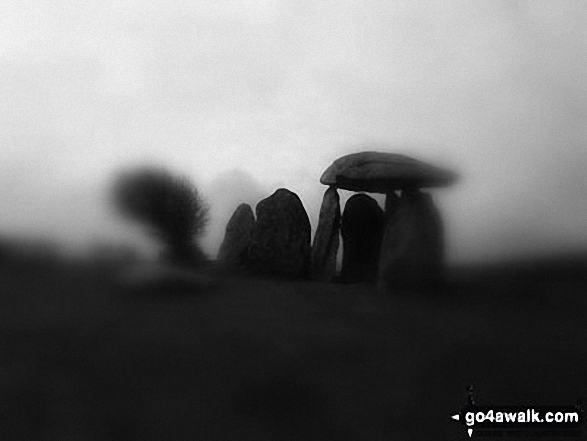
[112,167,209,266]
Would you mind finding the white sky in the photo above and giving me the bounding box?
[1,0,587,263]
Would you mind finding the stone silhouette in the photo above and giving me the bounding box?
[248,188,311,278]
[377,189,444,292]
[340,194,385,283]
[218,203,255,267]
[320,151,457,192]
[201,168,264,258]
[310,186,341,281]
[320,151,457,292]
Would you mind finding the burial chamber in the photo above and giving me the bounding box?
[316,151,458,292]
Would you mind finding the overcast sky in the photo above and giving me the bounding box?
[1,0,587,263]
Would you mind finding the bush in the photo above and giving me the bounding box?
[112,167,209,266]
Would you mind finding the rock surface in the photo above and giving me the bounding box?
[383,191,400,219]
[320,151,458,192]
[248,188,311,277]
[310,187,341,282]
[340,194,385,283]
[377,190,444,292]
[218,203,255,266]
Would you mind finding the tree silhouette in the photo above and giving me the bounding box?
[112,167,209,266]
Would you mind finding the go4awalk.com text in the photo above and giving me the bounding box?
[451,405,582,437]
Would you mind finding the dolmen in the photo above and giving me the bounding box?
[319,151,458,292]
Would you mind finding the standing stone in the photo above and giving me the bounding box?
[310,187,340,282]
[377,189,444,292]
[218,203,255,267]
[340,194,385,283]
[248,188,311,277]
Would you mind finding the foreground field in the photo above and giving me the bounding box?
[1,256,586,440]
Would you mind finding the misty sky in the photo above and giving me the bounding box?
[1,0,587,263]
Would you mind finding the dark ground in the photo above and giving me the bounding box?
[0,254,586,440]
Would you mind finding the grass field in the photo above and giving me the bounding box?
[1,255,586,440]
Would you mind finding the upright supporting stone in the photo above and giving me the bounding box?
[384,191,399,218]
[377,189,444,292]
[340,194,385,283]
[310,186,341,282]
